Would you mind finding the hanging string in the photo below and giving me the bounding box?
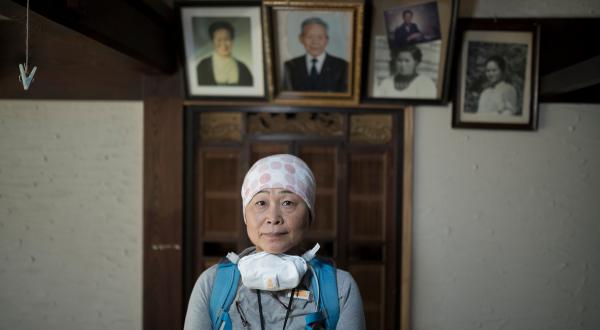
[25,0,30,73]
[18,0,37,90]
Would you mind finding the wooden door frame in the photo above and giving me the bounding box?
[401,107,414,330]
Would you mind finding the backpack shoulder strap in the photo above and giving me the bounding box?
[306,257,340,330]
[209,258,240,330]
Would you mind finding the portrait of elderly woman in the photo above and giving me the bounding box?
[184,154,365,330]
[196,21,253,86]
[180,6,265,97]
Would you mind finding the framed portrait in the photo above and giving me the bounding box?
[263,1,364,106]
[365,0,458,104]
[452,19,540,130]
[179,2,266,99]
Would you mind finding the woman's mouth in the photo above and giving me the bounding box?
[261,232,287,237]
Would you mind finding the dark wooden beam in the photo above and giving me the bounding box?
[537,18,600,103]
[0,1,145,99]
[540,55,600,95]
[143,71,184,330]
[9,0,176,74]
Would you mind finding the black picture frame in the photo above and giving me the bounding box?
[452,19,540,130]
[364,0,458,105]
[179,1,267,100]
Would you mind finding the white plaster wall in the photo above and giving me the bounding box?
[412,104,600,330]
[0,100,143,330]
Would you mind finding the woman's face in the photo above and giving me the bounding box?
[485,60,502,85]
[212,28,233,58]
[244,188,310,254]
[395,51,417,76]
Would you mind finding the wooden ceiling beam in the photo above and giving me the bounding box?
[9,0,176,74]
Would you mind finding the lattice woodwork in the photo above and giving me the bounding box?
[350,114,393,144]
[248,112,344,136]
[199,150,241,237]
[199,112,243,142]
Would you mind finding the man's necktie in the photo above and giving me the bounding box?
[310,58,318,80]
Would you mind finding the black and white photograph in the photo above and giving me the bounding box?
[180,5,265,98]
[366,0,458,103]
[453,21,539,130]
[464,42,527,115]
[371,36,440,99]
[263,1,364,105]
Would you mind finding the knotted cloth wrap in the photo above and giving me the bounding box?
[241,154,316,222]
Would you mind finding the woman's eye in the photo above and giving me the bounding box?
[282,200,294,207]
[255,200,266,207]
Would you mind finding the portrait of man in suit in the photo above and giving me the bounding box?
[392,10,423,49]
[282,17,349,92]
[384,2,442,51]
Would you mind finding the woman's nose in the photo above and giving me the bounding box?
[265,205,283,224]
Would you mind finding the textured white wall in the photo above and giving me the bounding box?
[412,104,600,330]
[0,100,143,330]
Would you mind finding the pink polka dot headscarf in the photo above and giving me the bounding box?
[241,154,316,221]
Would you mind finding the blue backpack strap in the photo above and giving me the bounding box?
[209,259,240,330]
[306,258,340,330]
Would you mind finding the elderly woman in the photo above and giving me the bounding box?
[374,45,436,98]
[196,20,253,86]
[477,55,518,115]
[184,154,365,330]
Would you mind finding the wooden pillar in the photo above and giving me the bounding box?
[143,72,183,330]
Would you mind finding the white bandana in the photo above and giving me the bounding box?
[241,154,316,221]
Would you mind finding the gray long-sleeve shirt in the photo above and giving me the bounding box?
[184,255,366,330]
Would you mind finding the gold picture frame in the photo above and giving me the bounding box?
[262,1,364,106]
